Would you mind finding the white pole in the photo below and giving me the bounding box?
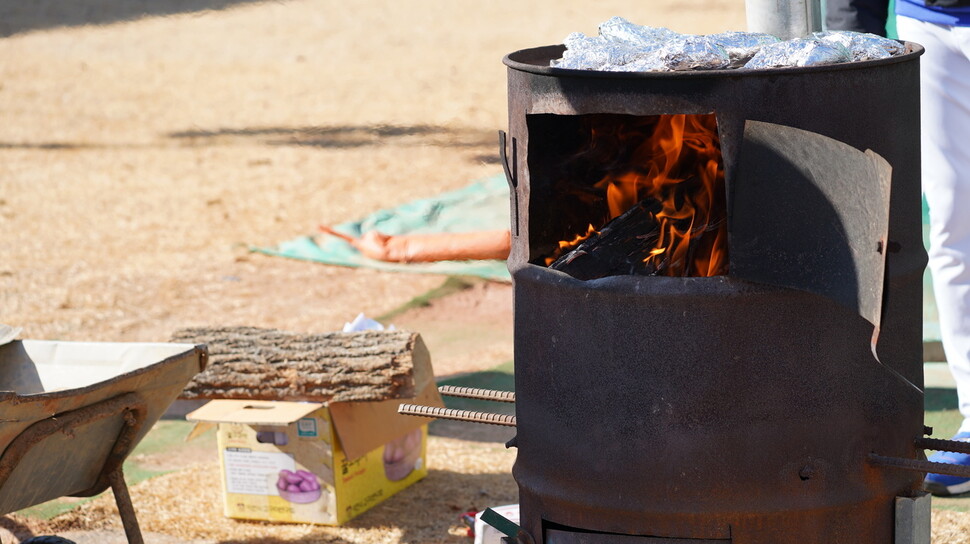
[745,0,823,40]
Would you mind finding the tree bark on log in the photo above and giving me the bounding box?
[170,327,430,403]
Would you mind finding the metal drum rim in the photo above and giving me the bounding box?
[503,42,924,79]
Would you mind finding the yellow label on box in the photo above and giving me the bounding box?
[210,405,428,525]
[334,425,427,523]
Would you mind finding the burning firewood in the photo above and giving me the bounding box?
[320,226,510,263]
[548,198,665,280]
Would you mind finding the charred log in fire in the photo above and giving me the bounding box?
[549,187,727,279]
[549,198,663,279]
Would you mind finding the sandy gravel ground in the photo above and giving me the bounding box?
[2,0,969,542]
[0,0,745,345]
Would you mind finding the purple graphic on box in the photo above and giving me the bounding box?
[383,428,422,481]
[276,469,322,503]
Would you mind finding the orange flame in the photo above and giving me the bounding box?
[545,224,598,266]
[553,113,728,277]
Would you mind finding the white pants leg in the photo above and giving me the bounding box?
[897,16,970,434]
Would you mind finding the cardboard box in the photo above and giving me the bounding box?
[187,377,441,525]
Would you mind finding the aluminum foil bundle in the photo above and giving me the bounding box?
[598,16,678,47]
[655,35,732,71]
[559,34,730,72]
[553,31,655,70]
[743,38,851,69]
[708,31,781,67]
[812,30,904,61]
[552,32,609,70]
[554,19,731,72]
[551,17,901,72]
[605,53,669,72]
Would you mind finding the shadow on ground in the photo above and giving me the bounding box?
[167,124,498,151]
[0,125,503,162]
[926,387,960,415]
[0,515,44,542]
[0,0,265,37]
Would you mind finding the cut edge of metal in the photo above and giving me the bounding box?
[0,343,206,402]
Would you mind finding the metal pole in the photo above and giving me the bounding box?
[108,468,144,544]
[746,0,823,40]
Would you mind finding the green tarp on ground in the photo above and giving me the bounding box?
[253,174,512,282]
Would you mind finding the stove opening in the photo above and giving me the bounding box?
[527,113,728,279]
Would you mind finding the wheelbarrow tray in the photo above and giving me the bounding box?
[0,340,206,514]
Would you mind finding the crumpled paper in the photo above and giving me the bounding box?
[342,313,396,332]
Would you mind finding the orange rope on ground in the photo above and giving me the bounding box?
[320,226,510,263]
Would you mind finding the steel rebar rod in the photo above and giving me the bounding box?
[916,437,970,455]
[438,385,516,403]
[868,453,970,479]
[398,403,517,427]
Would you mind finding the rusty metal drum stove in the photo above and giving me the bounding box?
[503,43,927,544]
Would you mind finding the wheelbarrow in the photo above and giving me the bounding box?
[0,335,207,544]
